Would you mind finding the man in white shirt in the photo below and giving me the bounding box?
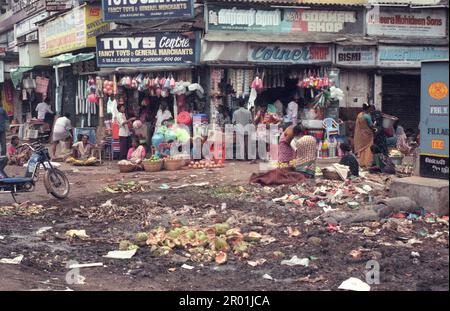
[155,101,173,128]
[51,113,72,158]
[286,94,299,125]
[36,98,53,120]
[232,99,253,160]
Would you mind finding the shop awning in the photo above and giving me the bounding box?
[48,53,95,66]
[9,66,33,88]
[201,41,249,63]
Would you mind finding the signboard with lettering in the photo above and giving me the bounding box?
[207,6,364,34]
[420,60,449,180]
[248,45,332,64]
[377,45,449,68]
[336,46,376,66]
[39,5,110,57]
[102,0,194,21]
[96,32,199,67]
[15,11,50,38]
[367,8,447,38]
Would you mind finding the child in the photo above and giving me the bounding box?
[7,136,30,166]
[158,140,174,158]
[339,142,359,177]
[369,145,396,174]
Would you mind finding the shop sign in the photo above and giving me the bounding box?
[0,61,4,83]
[39,5,110,57]
[207,6,363,34]
[102,0,194,22]
[12,0,45,14]
[248,45,332,64]
[96,32,199,67]
[377,46,449,68]
[336,46,376,66]
[367,8,447,38]
[45,0,72,11]
[15,11,51,38]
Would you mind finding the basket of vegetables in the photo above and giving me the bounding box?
[143,156,164,172]
[164,157,185,171]
[118,160,136,173]
[389,149,404,166]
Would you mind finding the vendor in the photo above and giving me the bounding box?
[290,126,317,179]
[369,145,395,174]
[278,124,303,163]
[155,101,173,129]
[72,135,93,160]
[354,103,374,168]
[158,140,174,158]
[7,136,31,166]
[386,120,411,155]
[117,104,136,160]
[127,137,146,170]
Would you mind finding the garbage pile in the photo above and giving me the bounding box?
[120,222,265,265]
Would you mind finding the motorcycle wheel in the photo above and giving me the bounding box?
[44,168,70,199]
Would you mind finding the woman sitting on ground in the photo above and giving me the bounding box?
[369,145,395,175]
[339,142,359,178]
[278,124,303,163]
[290,125,318,179]
[127,137,146,170]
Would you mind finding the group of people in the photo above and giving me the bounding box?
[354,103,412,175]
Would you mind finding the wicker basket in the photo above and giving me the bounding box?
[143,160,163,172]
[118,164,135,173]
[164,159,185,171]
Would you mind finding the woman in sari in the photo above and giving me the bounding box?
[387,120,411,155]
[278,124,302,163]
[290,127,318,178]
[354,104,374,168]
[371,109,388,156]
[127,137,146,170]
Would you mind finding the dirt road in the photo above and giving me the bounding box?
[0,162,448,291]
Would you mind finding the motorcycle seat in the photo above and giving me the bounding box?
[0,177,33,184]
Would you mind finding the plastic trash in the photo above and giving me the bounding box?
[338,277,370,291]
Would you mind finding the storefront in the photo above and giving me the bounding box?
[377,45,449,132]
[38,3,110,130]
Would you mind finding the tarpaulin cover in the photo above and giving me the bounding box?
[10,67,32,88]
[48,53,95,66]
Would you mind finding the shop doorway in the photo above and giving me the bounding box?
[382,74,421,134]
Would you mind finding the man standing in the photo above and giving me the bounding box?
[51,113,73,158]
[36,97,53,120]
[155,101,173,128]
[232,99,252,160]
[0,102,8,156]
[286,94,299,126]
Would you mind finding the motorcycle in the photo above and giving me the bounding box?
[0,141,70,202]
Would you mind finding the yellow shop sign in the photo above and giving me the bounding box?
[39,5,109,58]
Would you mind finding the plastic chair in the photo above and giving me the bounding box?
[322,118,339,138]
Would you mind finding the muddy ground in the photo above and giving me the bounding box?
[0,162,448,291]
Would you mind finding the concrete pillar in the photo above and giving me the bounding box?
[374,74,382,111]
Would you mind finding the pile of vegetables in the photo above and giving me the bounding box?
[120,223,263,264]
[389,149,404,158]
[188,160,224,169]
[143,155,163,163]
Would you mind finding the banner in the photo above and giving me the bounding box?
[367,8,447,38]
[336,46,376,66]
[377,46,449,68]
[102,0,194,21]
[39,5,109,57]
[208,6,364,34]
[96,32,199,67]
[248,45,332,64]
